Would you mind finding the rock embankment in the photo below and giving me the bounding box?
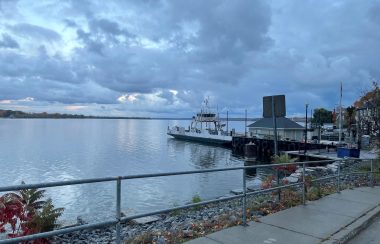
[52,159,377,243]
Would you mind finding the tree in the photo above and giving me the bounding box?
[345,106,356,137]
[354,82,380,147]
[311,108,333,125]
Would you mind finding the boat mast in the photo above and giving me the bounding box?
[227,110,229,134]
[216,104,219,131]
[245,109,247,137]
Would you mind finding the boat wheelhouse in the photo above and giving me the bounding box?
[167,99,232,146]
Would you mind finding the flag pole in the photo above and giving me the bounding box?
[338,82,343,146]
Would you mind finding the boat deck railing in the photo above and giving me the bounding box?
[0,158,378,244]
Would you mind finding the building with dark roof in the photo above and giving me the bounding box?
[248,117,305,141]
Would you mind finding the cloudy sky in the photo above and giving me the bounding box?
[0,0,379,117]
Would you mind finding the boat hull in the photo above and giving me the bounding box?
[167,132,232,147]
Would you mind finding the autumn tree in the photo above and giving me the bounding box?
[354,82,380,147]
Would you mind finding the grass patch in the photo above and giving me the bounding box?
[169,202,181,216]
[192,195,202,204]
[192,194,202,210]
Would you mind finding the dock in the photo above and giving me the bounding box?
[232,136,335,161]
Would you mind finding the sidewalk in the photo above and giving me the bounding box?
[186,186,380,244]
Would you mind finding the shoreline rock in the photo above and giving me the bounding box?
[49,159,377,243]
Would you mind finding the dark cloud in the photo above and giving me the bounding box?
[63,18,77,28]
[0,33,19,48]
[262,0,380,112]
[75,17,134,55]
[368,2,380,25]
[0,0,19,17]
[10,23,61,41]
[89,19,124,36]
[67,0,272,100]
[76,29,105,55]
[0,0,379,117]
[1,47,77,83]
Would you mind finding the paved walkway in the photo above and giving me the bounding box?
[187,186,380,244]
[347,214,380,244]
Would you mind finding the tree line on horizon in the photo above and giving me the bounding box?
[0,109,152,119]
[0,82,378,130]
[0,109,88,118]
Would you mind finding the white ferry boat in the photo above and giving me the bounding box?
[167,99,232,146]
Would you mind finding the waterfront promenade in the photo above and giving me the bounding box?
[187,186,380,244]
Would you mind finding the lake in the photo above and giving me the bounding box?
[0,119,264,222]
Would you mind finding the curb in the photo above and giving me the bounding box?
[321,205,380,244]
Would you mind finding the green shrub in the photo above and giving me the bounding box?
[272,155,297,175]
[27,199,64,233]
[272,155,295,164]
[0,182,64,239]
[280,189,301,208]
[191,194,202,211]
[170,202,181,216]
[192,194,201,204]
[307,186,322,201]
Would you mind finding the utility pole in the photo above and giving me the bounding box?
[318,110,321,143]
[245,109,247,137]
[272,96,278,156]
[357,109,361,149]
[338,82,343,146]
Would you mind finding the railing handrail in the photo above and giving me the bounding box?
[0,157,374,244]
[0,159,341,192]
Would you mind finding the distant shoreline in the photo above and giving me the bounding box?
[0,117,258,121]
[0,109,258,121]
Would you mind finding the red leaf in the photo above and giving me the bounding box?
[8,233,18,238]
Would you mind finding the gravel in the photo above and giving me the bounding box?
[48,159,377,243]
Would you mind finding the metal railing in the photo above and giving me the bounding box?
[0,158,377,243]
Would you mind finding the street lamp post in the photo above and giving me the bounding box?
[304,103,309,154]
[318,110,321,143]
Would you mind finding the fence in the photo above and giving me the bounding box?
[0,158,378,243]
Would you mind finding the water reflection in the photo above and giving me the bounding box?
[244,160,275,184]
[167,138,234,169]
[244,161,258,176]
[0,119,247,222]
[190,146,218,169]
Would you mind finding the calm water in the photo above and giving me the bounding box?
[0,119,261,222]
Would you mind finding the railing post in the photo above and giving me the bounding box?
[276,169,281,202]
[337,160,341,193]
[302,163,306,205]
[370,159,374,188]
[242,168,248,226]
[116,177,121,244]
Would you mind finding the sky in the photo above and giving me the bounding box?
[0,0,379,118]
